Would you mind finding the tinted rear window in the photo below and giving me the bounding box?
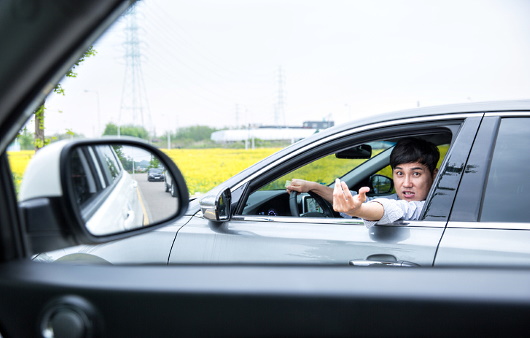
[481,118,530,222]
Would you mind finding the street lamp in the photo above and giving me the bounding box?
[84,90,101,137]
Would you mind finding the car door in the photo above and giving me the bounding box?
[436,113,530,266]
[169,115,482,266]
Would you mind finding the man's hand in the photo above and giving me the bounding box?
[286,179,335,203]
[332,178,370,216]
[286,179,314,194]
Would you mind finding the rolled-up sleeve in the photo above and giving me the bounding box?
[363,199,425,228]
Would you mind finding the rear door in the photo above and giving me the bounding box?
[436,113,530,266]
[170,115,482,266]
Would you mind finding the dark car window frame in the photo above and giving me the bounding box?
[480,117,530,222]
[452,113,530,223]
[450,116,500,222]
[422,116,483,221]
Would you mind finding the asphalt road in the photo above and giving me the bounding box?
[133,173,178,224]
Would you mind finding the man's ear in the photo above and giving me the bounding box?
[433,168,439,178]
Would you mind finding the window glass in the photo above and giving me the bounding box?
[481,118,530,222]
[69,149,97,205]
[8,0,528,266]
[96,145,122,183]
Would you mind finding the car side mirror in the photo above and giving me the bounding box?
[200,187,232,222]
[369,174,393,195]
[18,138,189,254]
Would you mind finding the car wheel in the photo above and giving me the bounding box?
[165,181,170,192]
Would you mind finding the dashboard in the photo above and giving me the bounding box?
[242,190,324,217]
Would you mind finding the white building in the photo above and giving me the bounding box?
[211,128,318,143]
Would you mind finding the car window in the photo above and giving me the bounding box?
[70,148,97,206]
[480,118,530,222]
[242,132,451,218]
[94,145,122,184]
[7,0,530,269]
[259,141,395,191]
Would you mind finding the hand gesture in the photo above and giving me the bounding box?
[332,178,370,216]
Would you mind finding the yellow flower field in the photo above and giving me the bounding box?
[7,150,35,191]
[7,148,282,196]
[7,145,447,197]
[162,148,282,195]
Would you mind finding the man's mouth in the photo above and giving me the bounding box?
[402,191,415,199]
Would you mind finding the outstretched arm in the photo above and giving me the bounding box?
[332,179,384,221]
[286,178,334,203]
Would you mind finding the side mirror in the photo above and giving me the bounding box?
[200,187,232,222]
[369,174,393,195]
[18,138,189,253]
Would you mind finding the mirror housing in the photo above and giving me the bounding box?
[200,187,232,222]
[18,137,189,254]
[335,144,372,159]
[369,174,394,195]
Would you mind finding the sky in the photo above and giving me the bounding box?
[42,0,530,138]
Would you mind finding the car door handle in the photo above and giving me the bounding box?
[349,259,420,267]
[349,254,420,267]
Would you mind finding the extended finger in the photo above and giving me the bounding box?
[357,186,370,202]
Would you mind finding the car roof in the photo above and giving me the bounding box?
[328,98,530,135]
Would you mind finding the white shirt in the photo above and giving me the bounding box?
[341,193,425,228]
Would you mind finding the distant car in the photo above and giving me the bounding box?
[147,168,165,182]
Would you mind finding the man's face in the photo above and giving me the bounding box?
[392,162,437,201]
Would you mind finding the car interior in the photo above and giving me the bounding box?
[242,130,453,218]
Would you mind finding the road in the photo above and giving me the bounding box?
[132,173,178,224]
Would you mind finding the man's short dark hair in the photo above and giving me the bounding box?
[390,137,440,174]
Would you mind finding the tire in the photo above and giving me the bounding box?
[170,182,177,197]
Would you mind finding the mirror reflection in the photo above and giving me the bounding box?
[68,144,178,235]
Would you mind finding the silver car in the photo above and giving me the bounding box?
[37,99,530,266]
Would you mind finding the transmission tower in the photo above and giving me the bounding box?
[275,66,286,126]
[119,4,152,137]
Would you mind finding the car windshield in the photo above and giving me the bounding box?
[10,0,530,267]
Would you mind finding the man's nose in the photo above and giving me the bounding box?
[403,175,413,187]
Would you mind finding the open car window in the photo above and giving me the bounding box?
[259,141,396,192]
[241,130,452,219]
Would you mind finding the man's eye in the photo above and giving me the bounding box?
[413,172,421,177]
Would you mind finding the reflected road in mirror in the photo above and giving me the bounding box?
[133,173,179,223]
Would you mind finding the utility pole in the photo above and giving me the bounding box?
[119,3,152,140]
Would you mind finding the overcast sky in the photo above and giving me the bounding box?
[43,0,530,137]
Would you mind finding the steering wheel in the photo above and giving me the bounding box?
[289,191,336,217]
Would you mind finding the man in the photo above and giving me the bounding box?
[286,137,439,227]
